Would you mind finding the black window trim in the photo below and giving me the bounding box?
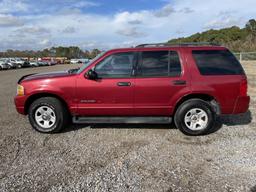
[135,50,182,78]
[92,50,183,79]
[93,51,138,79]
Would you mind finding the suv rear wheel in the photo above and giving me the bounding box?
[174,99,216,136]
[28,97,69,133]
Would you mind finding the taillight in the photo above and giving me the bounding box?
[240,78,248,96]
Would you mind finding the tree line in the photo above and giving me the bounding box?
[168,19,256,52]
[0,47,102,59]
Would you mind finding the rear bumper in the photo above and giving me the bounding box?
[14,95,27,115]
[233,96,250,114]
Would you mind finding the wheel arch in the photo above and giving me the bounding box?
[173,93,221,116]
[24,93,70,115]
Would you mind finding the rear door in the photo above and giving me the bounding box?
[134,49,189,116]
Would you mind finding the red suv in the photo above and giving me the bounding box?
[14,43,250,136]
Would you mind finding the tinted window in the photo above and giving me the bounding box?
[192,50,244,75]
[169,51,182,77]
[95,52,135,78]
[139,51,181,77]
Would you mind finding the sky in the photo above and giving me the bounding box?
[0,0,255,51]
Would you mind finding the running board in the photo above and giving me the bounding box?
[72,116,172,124]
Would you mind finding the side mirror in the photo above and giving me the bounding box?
[86,69,98,80]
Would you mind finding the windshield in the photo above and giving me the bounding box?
[77,52,105,74]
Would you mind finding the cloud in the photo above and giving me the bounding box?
[128,19,143,25]
[0,36,52,50]
[56,8,82,16]
[175,29,185,35]
[0,14,24,27]
[154,4,175,17]
[116,27,146,37]
[62,26,76,33]
[15,27,50,34]
[181,7,194,14]
[70,1,99,9]
[204,17,242,29]
[38,39,51,46]
[0,0,28,13]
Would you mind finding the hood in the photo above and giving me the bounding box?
[18,70,74,83]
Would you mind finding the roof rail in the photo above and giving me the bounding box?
[136,42,220,48]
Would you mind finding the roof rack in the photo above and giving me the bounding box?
[136,42,220,48]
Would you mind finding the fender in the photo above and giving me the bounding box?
[21,77,77,114]
[170,88,220,115]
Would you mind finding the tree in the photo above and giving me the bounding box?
[168,19,256,52]
[245,19,256,34]
[90,49,101,59]
[245,19,256,44]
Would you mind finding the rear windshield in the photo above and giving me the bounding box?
[192,50,244,75]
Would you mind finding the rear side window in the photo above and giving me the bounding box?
[192,50,244,75]
[138,51,181,77]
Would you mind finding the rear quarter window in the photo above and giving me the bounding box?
[192,50,245,75]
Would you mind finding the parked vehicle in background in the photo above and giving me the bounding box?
[70,59,80,64]
[14,43,250,136]
[70,58,90,64]
[8,58,30,68]
[29,61,39,67]
[64,59,71,64]
[18,58,30,68]
[40,58,57,66]
[0,59,9,70]
[0,57,64,70]
[37,61,50,66]
[79,58,90,64]
[54,57,67,64]
[4,58,18,69]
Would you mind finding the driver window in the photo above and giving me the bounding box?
[95,52,135,78]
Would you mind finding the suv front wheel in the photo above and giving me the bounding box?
[28,97,69,133]
[174,99,216,136]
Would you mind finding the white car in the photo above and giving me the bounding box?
[29,61,39,67]
[12,58,24,68]
[1,58,17,69]
[0,59,10,70]
[70,59,80,64]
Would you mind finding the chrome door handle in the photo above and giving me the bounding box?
[117,82,131,86]
[172,80,186,85]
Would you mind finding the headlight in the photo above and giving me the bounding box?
[17,84,25,96]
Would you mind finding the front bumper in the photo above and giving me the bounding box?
[233,96,250,114]
[14,95,27,115]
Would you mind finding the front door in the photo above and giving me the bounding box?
[76,51,136,116]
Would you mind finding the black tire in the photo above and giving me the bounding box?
[17,64,22,69]
[174,99,216,136]
[28,97,69,133]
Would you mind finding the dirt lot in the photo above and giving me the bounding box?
[0,63,255,192]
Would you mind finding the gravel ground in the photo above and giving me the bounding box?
[0,64,255,192]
